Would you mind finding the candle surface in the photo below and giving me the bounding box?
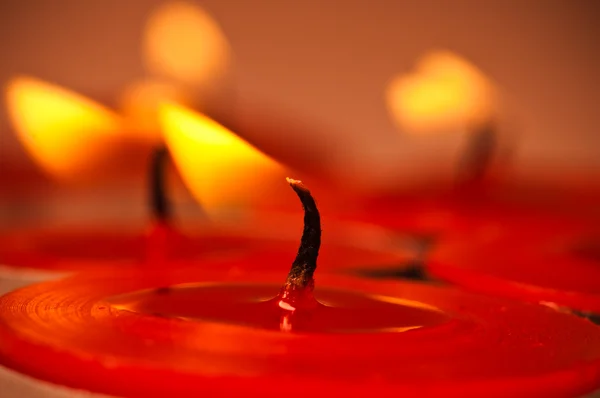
[1,265,599,398]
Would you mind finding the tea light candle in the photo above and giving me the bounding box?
[429,213,600,314]
[346,191,596,282]
[0,218,410,293]
[0,176,414,294]
[2,257,600,397]
[1,180,600,398]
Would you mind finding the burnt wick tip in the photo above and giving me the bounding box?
[286,177,307,191]
[150,146,171,222]
[284,178,322,292]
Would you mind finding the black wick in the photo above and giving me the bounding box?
[284,178,322,290]
[149,146,171,222]
[457,122,497,187]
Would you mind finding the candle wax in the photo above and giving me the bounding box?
[347,195,595,280]
[429,217,600,312]
[109,283,449,333]
[1,265,600,398]
[0,222,245,270]
[352,194,595,240]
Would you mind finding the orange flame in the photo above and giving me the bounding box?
[5,76,126,181]
[120,78,190,145]
[4,3,232,183]
[386,51,495,134]
[143,1,230,87]
[159,102,285,212]
[120,2,232,146]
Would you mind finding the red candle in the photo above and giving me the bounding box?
[1,266,600,397]
[346,193,596,280]
[1,180,600,398]
[429,211,600,313]
[0,173,415,293]
[342,195,520,260]
[351,194,581,240]
[0,219,410,283]
[333,196,462,278]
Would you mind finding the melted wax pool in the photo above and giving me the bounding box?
[108,283,450,334]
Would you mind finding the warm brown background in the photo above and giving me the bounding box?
[0,0,598,193]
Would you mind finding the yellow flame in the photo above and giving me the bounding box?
[386,51,495,133]
[160,102,284,211]
[143,1,230,86]
[5,76,124,180]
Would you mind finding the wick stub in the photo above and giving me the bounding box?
[282,178,321,293]
[285,177,302,186]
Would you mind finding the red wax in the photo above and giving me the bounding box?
[350,193,594,240]
[429,214,600,312]
[0,218,412,275]
[349,196,460,241]
[346,195,598,278]
[1,265,599,397]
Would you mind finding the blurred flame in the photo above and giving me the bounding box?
[5,76,125,180]
[120,78,190,144]
[386,51,495,134]
[160,102,284,212]
[143,1,230,87]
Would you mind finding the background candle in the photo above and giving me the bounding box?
[428,210,600,313]
[0,215,415,294]
[339,189,598,280]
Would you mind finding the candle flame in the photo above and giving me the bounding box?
[119,78,190,144]
[143,1,230,87]
[159,102,285,211]
[386,51,495,134]
[5,76,125,180]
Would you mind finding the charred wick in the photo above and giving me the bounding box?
[150,146,171,222]
[458,122,497,187]
[284,178,322,291]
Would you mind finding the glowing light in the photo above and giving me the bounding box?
[386,51,495,134]
[143,1,230,86]
[5,76,124,180]
[278,300,296,312]
[159,102,284,211]
[280,314,293,332]
[369,294,443,313]
[120,78,190,144]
